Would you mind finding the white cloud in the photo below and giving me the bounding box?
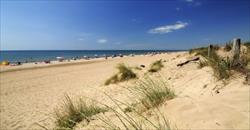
[176,7,181,11]
[185,0,202,7]
[148,21,188,34]
[97,39,107,44]
[78,38,84,41]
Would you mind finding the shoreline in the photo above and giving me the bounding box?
[0,50,185,63]
[0,52,184,73]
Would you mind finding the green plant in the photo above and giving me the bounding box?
[105,63,137,85]
[191,42,250,80]
[198,60,208,69]
[191,45,232,79]
[97,94,173,130]
[55,95,107,129]
[209,57,232,80]
[105,74,119,85]
[123,106,133,113]
[131,77,175,110]
[189,47,208,57]
[148,60,164,73]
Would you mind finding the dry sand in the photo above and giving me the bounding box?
[0,52,249,130]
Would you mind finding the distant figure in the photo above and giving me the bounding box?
[44,60,50,64]
[17,62,22,65]
[112,54,117,58]
[104,55,108,59]
[94,54,98,58]
[56,57,64,62]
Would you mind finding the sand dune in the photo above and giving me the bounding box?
[0,52,249,130]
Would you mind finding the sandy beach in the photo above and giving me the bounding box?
[0,52,249,130]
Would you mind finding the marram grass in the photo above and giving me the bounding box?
[54,95,107,129]
[148,60,164,73]
[105,63,137,85]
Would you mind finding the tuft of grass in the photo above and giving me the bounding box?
[105,63,137,85]
[241,52,250,67]
[191,43,250,80]
[190,45,233,80]
[198,59,208,69]
[131,77,176,110]
[98,93,173,130]
[55,95,107,129]
[148,60,164,73]
[105,75,119,85]
[209,57,232,80]
[189,47,208,56]
[123,106,133,113]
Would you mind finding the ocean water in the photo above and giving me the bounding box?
[0,50,181,63]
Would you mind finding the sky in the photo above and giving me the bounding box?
[0,0,250,50]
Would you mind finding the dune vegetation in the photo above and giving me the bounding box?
[126,77,176,110]
[105,63,137,85]
[54,95,107,129]
[55,75,175,129]
[191,42,250,80]
[148,59,164,73]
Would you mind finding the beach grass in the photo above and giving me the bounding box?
[55,95,107,129]
[191,43,250,80]
[189,47,208,56]
[123,77,175,111]
[195,48,232,79]
[148,60,164,73]
[210,57,232,80]
[98,94,173,130]
[98,76,175,129]
[105,63,137,85]
[198,59,208,69]
[135,77,176,110]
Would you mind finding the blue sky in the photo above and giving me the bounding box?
[1,0,250,50]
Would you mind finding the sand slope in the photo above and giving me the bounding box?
[0,52,249,130]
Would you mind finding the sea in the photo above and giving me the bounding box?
[0,50,182,63]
